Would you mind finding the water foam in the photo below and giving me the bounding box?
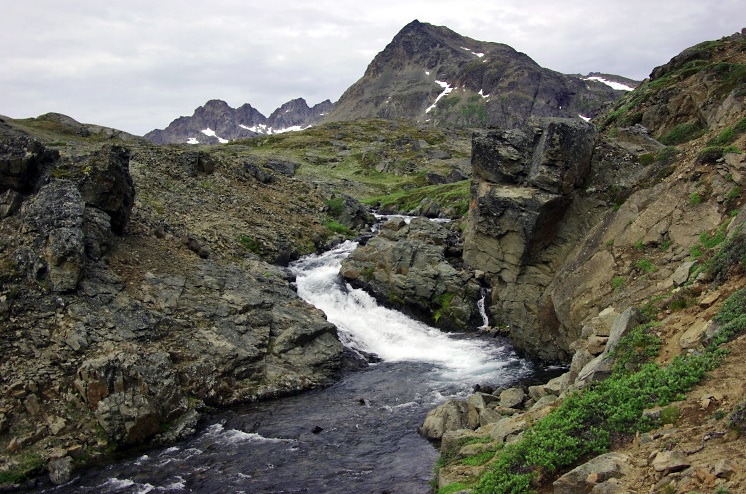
[290,241,528,383]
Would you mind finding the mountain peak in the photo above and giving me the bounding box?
[325,21,629,127]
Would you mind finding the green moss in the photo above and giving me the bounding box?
[0,454,45,486]
[364,180,471,217]
[438,482,472,494]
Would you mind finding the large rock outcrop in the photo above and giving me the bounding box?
[0,119,345,482]
[340,217,482,330]
[463,117,596,359]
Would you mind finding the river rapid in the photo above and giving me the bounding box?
[37,239,544,493]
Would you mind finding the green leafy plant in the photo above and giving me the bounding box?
[611,276,625,290]
[709,231,746,282]
[433,292,455,323]
[324,197,345,217]
[611,323,662,373]
[689,192,703,205]
[636,258,657,273]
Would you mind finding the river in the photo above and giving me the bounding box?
[37,239,542,493]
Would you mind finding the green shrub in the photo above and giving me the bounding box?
[474,348,722,493]
[442,267,746,494]
[709,127,736,146]
[689,192,703,205]
[611,323,661,373]
[734,116,746,134]
[433,292,455,322]
[656,146,680,166]
[660,122,706,145]
[709,232,746,282]
[696,146,725,164]
[710,288,746,347]
[361,266,375,281]
[324,219,353,236]
[638,153,655,166]
[636,258,657,273]
[238,235,262,254]
[611,276,625,290]
[325,197,345,216]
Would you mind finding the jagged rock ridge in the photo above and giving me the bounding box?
[324,20,637,128]
[145,98,333,144]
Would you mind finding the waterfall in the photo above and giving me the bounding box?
[289,241,524,382]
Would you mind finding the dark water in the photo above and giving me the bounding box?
[36,240,539,493]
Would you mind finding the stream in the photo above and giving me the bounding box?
[38,239,543,493]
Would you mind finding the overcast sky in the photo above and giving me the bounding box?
[1,1,743,136]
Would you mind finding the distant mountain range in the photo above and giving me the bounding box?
[145,20,639,145]
[144,98,333,144]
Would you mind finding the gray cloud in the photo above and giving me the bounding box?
[1,0,743,135]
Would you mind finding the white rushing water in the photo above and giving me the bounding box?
[289,240,526,383]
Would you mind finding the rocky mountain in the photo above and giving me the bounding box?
[324,20,636,128]
[146,20,633,145]
[144,97,333,144]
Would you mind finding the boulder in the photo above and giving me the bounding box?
[471,118,596,195]
[553,452,630,494]
[488,415,528,443]
[23,180,86,292]
[420,400,479,440]
[341,217,481,329]
[499,387,526,409]
[651,450,690,473]
[0,189,22,218]
[47,455,74,485]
